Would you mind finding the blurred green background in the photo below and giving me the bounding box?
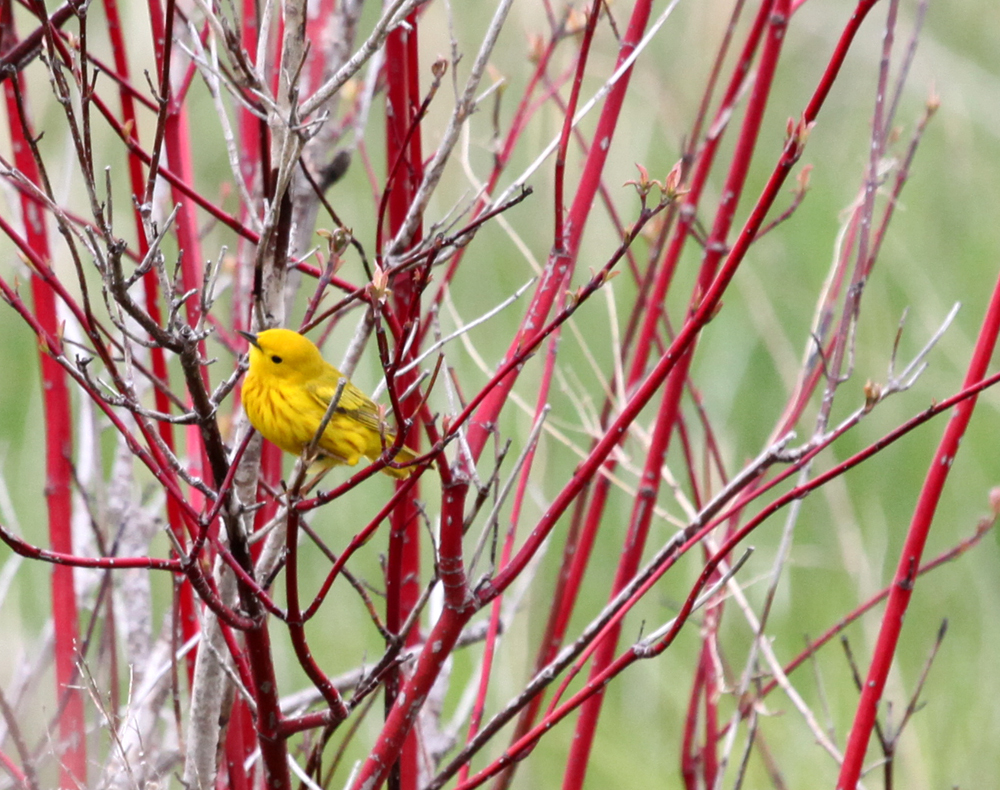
[1,0,999,788]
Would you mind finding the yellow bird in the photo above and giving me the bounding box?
[239,328,415,478]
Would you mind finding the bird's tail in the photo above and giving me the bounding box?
[371,442,418,479]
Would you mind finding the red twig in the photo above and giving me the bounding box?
[464,0,606,463]
[726,517,994,736]
[837,273,1000,787]
[284,504,350,719]
[1,8,86,782]
[101,0,201,681]
[563,3,789,781]
[381,11,426,790]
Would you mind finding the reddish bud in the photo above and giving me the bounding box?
[369,263,393,302]
[528,34,545,64]
[863,379,881,412]
[990,487,1000,516]
[566,8,588,35]
[927,85,941,113]
[796,163,813,192]
[664,160,688,200]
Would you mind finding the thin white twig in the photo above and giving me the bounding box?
[893,301,960,387]
[289,754,324,790]
[299,0,421,118]
[639,548,754,647]
[710,543,846,776]
[387,277,536,381]
[469,405,551,581]
[490,0,684,209]
[388,0,517,257]
[185,28,263,234]
[256,0,276,90]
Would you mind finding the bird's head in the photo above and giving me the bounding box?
[239,328,327,383]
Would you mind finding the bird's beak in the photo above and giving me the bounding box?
[238,330,261,349]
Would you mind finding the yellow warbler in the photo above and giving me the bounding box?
[239,328,415,478]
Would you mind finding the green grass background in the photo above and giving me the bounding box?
[1,0,999,787]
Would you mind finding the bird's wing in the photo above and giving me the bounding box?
[304,375,384,433]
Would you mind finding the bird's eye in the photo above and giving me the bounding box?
[271,355,283,364]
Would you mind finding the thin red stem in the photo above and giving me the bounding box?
[1,10,86,780]
[837,275,1000,787]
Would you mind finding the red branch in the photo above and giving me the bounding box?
[837,276,1000,786]
[0,5,87,783]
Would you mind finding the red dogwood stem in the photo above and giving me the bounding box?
[837,266,1000,786]
[0,5,87,785]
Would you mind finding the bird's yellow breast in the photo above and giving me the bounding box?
[241,372,314,456]
[243,365,373,466]
[239,328,415,477]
